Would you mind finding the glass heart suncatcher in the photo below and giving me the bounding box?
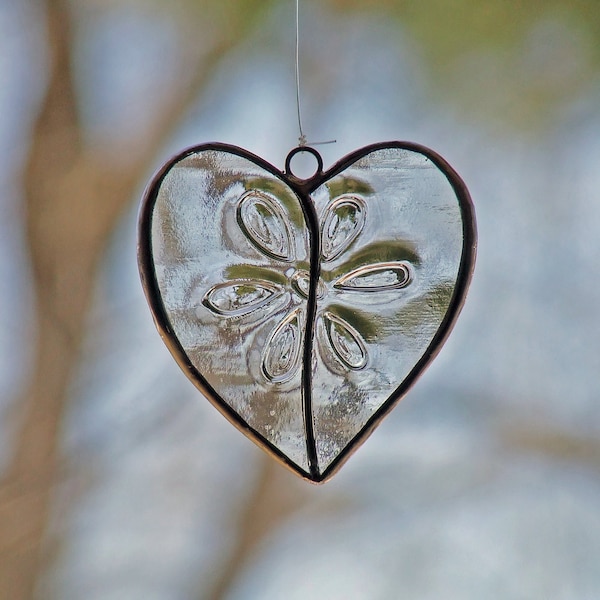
[138,142,476,482]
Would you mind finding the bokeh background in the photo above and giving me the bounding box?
[2,0,600,598]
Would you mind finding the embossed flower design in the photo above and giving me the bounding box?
[202,188,413,384]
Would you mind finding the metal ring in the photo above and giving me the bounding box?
[284,146,324,180]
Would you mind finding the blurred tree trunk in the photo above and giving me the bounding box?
[0,0,276,597]
[204,457,307,600]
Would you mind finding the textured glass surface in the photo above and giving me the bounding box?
[151,151,311,472]
[310,148,463,470]
[149,147,464,476]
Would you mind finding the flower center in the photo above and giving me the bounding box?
[291,269,325,300]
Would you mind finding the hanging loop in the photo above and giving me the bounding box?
[285,146,324,183]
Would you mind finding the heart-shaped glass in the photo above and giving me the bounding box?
[138,142,476,482]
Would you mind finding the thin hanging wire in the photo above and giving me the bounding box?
[295,0,336,147]
[295,0,307,146]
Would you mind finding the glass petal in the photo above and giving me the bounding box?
[237,190,294,262]
[334,261,412,292]
[262,308,304,383]
[321,195,366,261]
[322,312,368,370]
[202,280,284,317]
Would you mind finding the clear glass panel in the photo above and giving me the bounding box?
[150,151,311,472]
[310,148,464,472]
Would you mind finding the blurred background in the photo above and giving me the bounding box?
[1,0,600,598]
